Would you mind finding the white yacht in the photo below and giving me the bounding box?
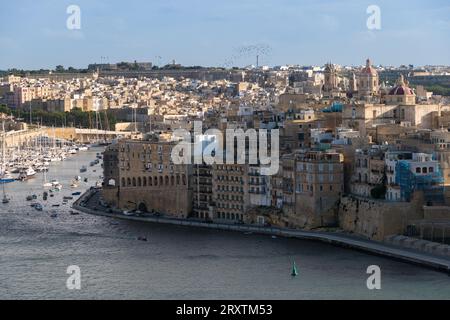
[18,167,36,181]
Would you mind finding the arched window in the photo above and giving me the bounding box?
[165,176,169,186]
[176,175,180,185]
[127,178,131,186]
[132,177,136,187]
[171,176,175,186]
[143,177,147,187]
[154,176,158,186]
[138,177,142,187]
[182,175,186,186]
[159,176,163,186]
[149,177,152,186]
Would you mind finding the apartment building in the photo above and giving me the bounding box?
[276,150,344,228]
[212,163,248,223]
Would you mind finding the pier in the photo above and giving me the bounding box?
[73,188,450,274]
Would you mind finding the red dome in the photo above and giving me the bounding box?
[389,75,415,96]
[360,58,378,76]
[389,86,414,95]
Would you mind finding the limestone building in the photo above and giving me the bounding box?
[102,139,192,218]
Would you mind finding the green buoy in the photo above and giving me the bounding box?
[291,261,298,277]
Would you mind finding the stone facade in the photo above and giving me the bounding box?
[338,193,424,241]
[102,139,192,218]
[275,150,344,228]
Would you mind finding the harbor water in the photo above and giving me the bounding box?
[0,147,449,299]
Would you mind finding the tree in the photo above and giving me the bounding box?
[55,65,65,72]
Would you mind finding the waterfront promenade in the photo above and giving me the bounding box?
[73,188,450,274]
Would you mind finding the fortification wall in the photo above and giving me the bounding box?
[338,194,424,241]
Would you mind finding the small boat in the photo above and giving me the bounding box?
[51,181,63,191]
[63,196,74,200]
[10,167,20,174]
[0,172,15,184]
[291,261,299,277]
[52,204,60,207]
[50,213,58,218]
[84,178,88,182]
[72,192,82,196]
[80,166,87,173]
[2,182,10,203]
[43,182,53,188]
[26,195,33,201]
[137,236,148,242]
[70,211,80,216]
[35,203,43,211]
[18,167,36,181]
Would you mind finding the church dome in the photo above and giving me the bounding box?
[388,75,415,95]
[360,58,378,76]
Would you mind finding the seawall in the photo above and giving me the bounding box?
[73,188,450,274]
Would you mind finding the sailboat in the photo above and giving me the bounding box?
[43,169,52,188]
[0,121,15,184]
[2,182,10,204]
[291,260,299,277]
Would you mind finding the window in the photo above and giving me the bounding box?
[429,167,434,173]
[416,167,421,173]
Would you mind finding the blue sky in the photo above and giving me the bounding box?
[1,0,449,69]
